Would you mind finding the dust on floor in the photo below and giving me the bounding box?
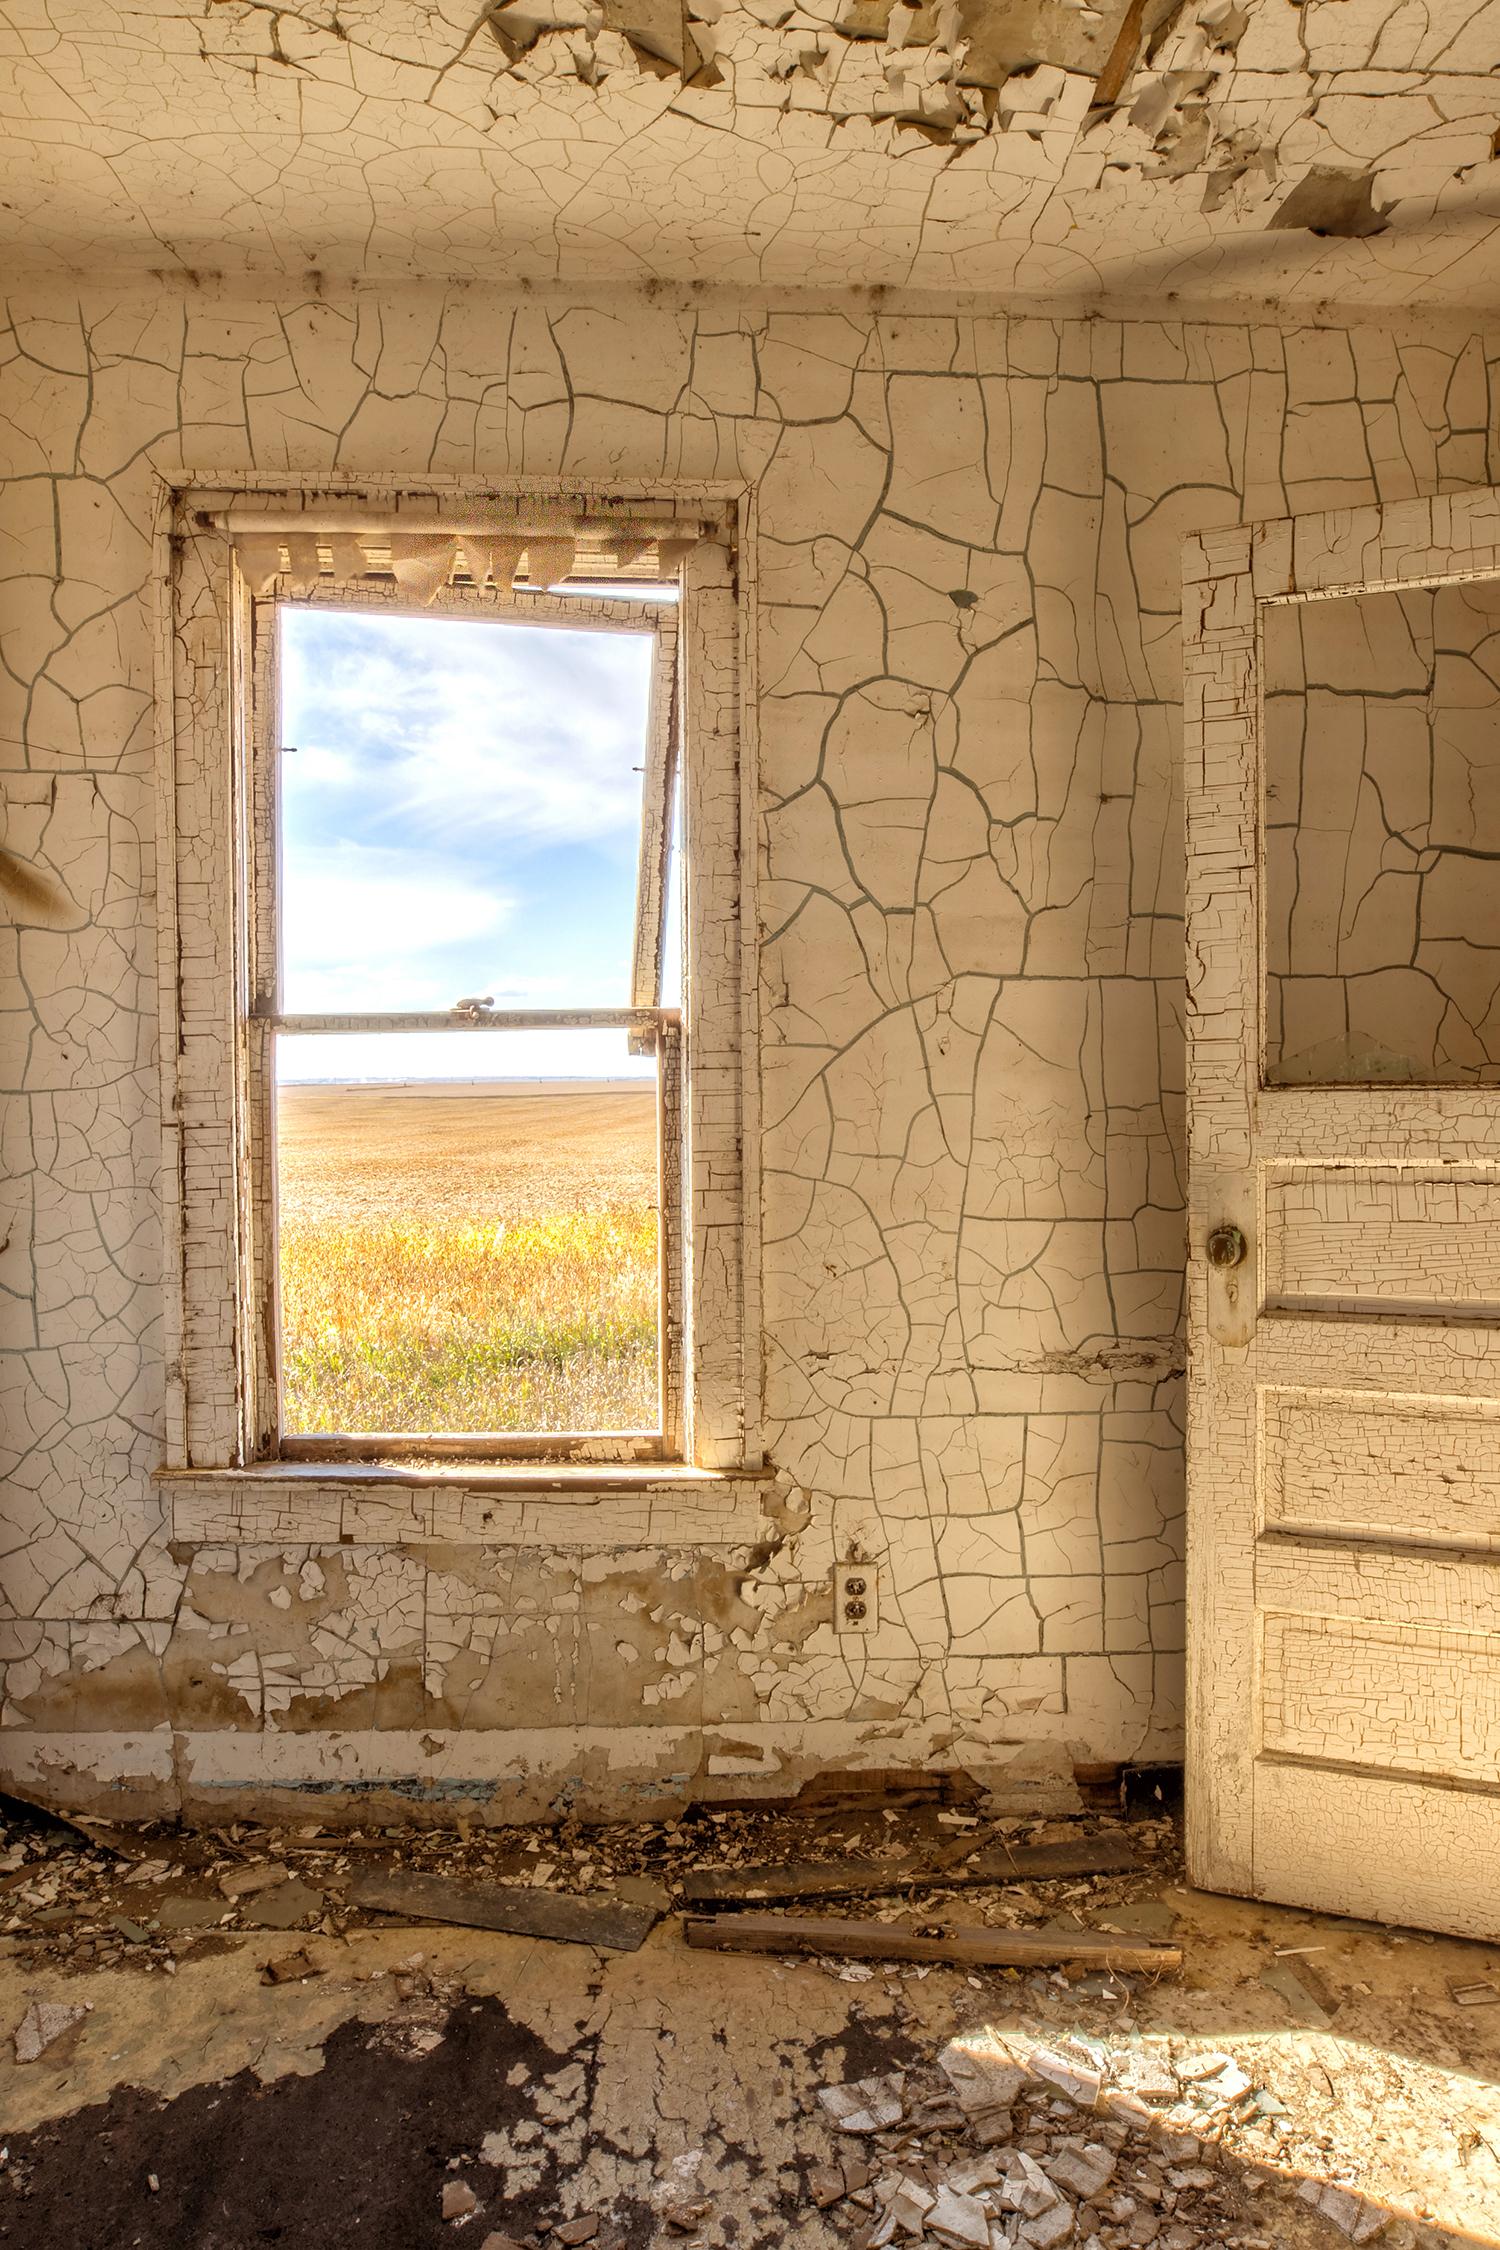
[0,1797,1496,2250]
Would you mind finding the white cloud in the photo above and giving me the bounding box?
[280,608,655,855]
[281,841,514,1013]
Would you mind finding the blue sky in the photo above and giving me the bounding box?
[277,604,661,1080]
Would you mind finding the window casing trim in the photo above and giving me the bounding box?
[153,1460,781,1550]
[159,479,755,1476]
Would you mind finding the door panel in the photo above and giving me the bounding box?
[1262,1385,1500,1550]
[1257,1543,1500,1635]
[1185,491,1500,1936]
[1253,1764,1500,1937]
[1263,1166,1500,1313]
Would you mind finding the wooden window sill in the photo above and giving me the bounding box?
[155,1461,778,1545]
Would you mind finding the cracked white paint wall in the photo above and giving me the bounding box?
[1,277,1497,1822]
[3,0,1500,305]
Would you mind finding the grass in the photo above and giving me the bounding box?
[277,1084,659,1436]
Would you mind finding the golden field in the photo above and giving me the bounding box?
[276,1083,659,1435]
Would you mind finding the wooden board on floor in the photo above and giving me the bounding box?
[682,1912,1179,1972]
[681,1833,1139,1907]
[345,1871,659,1951]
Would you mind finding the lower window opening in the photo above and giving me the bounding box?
[275,1035,663,1444]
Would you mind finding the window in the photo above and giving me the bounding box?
[161,489,753,1475]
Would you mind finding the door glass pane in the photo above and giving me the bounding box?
[275,1029,660,1437]
[1264,578,1500,1084]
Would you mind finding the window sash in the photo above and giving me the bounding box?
[268,1010,682,1466]
[260,1009,673,1035]
[247,579,685,1462]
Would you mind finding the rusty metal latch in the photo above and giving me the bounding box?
[1206,1223,1247,1269]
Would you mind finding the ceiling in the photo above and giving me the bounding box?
[3,0,1499,305]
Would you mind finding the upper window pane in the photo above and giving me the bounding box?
[1263,578,1500,1085]
[277,605,656,1015]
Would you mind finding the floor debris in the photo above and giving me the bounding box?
[1094,1900,1180,1939]
[683,1913,1182,1973]
[1449,1979,1500,2008]
[937,2033,1026,2139]
[218,1863,290,1900]
[925,2178,991,2244]
[261,1949,323,1985]
[1,1797,1497,2246]
[1260,1957,1335,2031]
[240,1880,326,1930]
[0,1793,1178,1983]
[810,2035,1403,2250]
[1298,2177,1392,2241]
[681,1834,1139,1909]
[11,2001,86,2066]
[346,1872,659,1952]
[662,2199,709,2230]
[146,1896,225,1933]
[818,2072,908,2132]
[808,2160,850,2206]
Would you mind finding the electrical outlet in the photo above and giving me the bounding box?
[834,1562,877,1635]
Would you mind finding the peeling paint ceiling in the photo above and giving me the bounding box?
[2,0,1498,302]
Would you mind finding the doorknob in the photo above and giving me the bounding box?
[1206,1223,1247,1268]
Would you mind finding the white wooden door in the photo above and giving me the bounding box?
[1184,491,1500,1938]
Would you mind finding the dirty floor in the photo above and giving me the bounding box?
[0,1800,1496,2249]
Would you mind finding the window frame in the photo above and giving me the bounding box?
[159,481,756,1478]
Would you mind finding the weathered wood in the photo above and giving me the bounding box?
[1089,0,1150,111]
[1184,494,1500,1943]
[263,1007,674,1035]
[282,1835,393,1853]
[681,1834,1138,1907]
[345,1871,659,1951]
[682,1912,1180,1972]
[790,1767,984,1810]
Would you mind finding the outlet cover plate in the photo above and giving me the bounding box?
[834,1564,877,1635]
